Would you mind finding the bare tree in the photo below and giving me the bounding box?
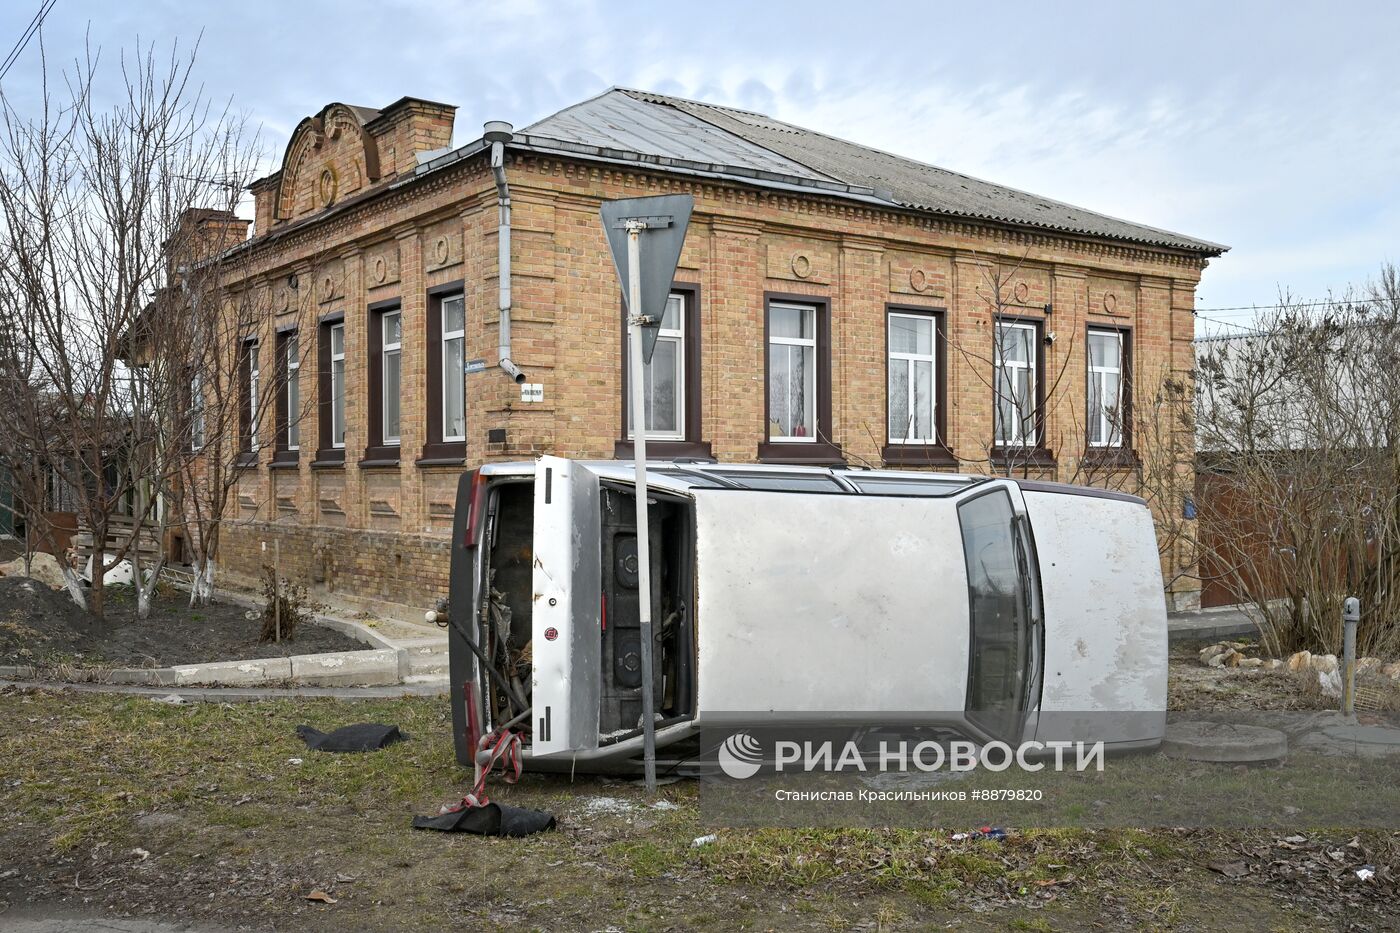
[0,35,258,619]
[903,257,1199,599]
[168,251,321,607]
[1196,269,1400,658]
[947,257,1081,477]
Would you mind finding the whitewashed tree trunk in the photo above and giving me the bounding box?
[61,567,87,610]
[135,557,165,620]
[189,557,216,606]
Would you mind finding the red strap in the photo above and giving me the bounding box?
[446,728,522,811]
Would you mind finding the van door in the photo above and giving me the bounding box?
[530,456,603,755]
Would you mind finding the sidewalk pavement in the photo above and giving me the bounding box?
[1168,605,1258,643]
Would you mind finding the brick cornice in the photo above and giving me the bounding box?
[514,153,1212,275]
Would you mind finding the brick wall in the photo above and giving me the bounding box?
[212,102,1211,617]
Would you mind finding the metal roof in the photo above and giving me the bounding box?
[520,89,838,183]
[524,87,1225,256]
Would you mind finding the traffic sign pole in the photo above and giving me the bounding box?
[599,194,692,797]
[626,221,659,794]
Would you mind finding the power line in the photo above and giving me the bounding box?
[1192,298,1341,315]
[1194,313,1262,334]
[0,0,57,86]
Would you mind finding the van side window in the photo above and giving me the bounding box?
[958,490,1029,739]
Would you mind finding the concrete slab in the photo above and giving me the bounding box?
[1296,721,1400,758]
[289,648,399,686]
[1161,720,1288,762]
[1168,605,1258,643]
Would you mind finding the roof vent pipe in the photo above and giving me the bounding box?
[484,121,525,384]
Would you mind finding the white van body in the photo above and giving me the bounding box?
[446,458,1167,774]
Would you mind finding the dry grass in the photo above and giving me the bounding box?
[2,688,1397,930]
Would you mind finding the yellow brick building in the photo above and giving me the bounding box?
[210,88,1224,617]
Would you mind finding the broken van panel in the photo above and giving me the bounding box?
[445,459,1168,774]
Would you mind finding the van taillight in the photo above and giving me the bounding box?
[464,471,489,547]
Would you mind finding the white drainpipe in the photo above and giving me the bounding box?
[483,121,525,385]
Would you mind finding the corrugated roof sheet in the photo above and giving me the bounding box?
[525,87,1224,255]
[521,89,836,183]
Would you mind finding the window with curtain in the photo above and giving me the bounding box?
[627,293,684,440]
[442,294,465,443]
[190,371,205,450]
[246,342,260,451]
[994,321,1038,446]
[888,312,937,444]
[1087,328,1125,447]
[285,332,301,451]
[330,323,346,449]
[381,310,401,445]
[767,302,816,441]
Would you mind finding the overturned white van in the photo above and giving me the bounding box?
[444,457,1167,774]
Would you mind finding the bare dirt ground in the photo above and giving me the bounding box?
[1169,635,1400,712]
[0,579,364,672]
[0,685,1396,932]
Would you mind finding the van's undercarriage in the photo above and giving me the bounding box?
[475,480,696,751]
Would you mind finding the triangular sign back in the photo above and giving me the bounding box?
[600,195,693,363]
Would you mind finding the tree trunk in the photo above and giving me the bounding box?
[135,556,165,620]
[61,567,87,610]
[88,526,107,620]
[190,557,216,606]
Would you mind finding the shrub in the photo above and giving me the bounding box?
[257,564,323,643]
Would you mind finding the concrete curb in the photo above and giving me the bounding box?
[3,647,411,689]
[199,588,447,684]
[1167,606,1259,643]
[0,677,448,701]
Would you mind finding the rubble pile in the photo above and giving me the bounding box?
[1198,642,1400,680]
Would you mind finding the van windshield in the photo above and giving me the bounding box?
[958,489,1033,740]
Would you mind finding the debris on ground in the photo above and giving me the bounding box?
[691,833,717,847]
[296,723,406,752]
[580,796,639,815]
[1208,859,1250,878]
[304,889,338,904]
[0,551,69,588]
[952,826,1007,842]
[1174,639,1400,711]
[412,801,556,837]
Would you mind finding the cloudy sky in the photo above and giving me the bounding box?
[3,0,1395,335]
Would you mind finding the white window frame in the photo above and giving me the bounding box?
[768,301,818,443]
[247,341,260,451]
[887,311,938,445]
[330,323,346,450]
[381,310,401,446]
[285,332,300,451]
[627,292,685,441]
[1087,328,1125,448]
[993,320,1039,447]
[441,295,466,443]
[190,371,205,450]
